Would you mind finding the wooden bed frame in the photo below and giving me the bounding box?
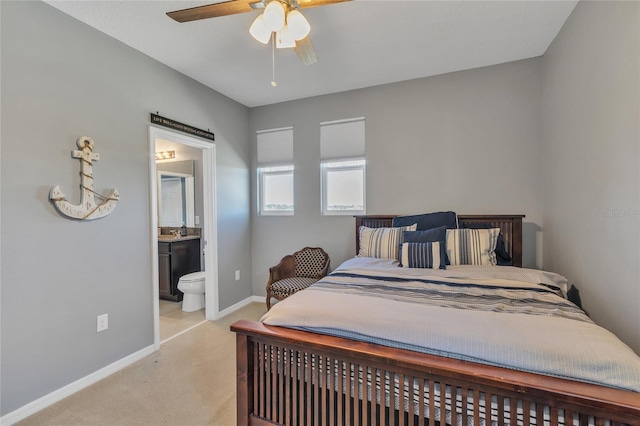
[232,214,640,426]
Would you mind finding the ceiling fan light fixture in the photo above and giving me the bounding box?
[250,14,272,44]
[286,9,310,41]
[275,25,296,49]
[263,1,286,32]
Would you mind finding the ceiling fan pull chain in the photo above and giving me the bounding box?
[271,33,277,87]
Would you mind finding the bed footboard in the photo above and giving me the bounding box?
[232,320,640,426]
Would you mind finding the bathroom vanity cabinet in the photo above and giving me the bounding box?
[158,238,201,302]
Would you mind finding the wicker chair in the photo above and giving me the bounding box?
[266,247,330,310]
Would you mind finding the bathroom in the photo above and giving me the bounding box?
[155,138,207,340]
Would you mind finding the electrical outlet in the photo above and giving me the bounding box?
[235,270,240,281]
[97,314,109,333]
[195,216,200,225]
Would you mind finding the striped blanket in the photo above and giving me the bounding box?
[261,257,640,392]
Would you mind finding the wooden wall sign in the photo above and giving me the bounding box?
[49,136,119,220]
[150,113,214,141]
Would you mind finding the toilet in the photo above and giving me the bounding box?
[177,271,206,312]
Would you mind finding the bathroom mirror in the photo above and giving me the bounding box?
[157,160,195,227]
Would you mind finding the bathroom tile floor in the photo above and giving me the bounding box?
[159,299,206,342]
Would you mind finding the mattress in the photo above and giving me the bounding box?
[261,257,640,393]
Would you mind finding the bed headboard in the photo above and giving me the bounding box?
[354,214,525,267]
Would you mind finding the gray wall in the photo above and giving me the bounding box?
[542,1,640,353]
[0,1,252,415]
[250,58,543,297]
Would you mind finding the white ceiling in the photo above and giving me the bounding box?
[44,0,578,108]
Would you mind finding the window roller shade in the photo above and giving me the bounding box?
[320,117,365,161]
[257,127,293,166]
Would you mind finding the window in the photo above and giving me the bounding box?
[259,165,294,214]
[321,159,365,215]
[320,117,366,215]
[257,127,294,215]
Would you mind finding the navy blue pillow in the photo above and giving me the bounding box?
[459,223,513,266]
[400,242,446,269]
[398,226,447,267]
[493,235,512,266]
[392,211,458,231]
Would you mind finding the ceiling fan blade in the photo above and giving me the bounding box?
[167,0,261,22]
[168,0,352,23]
[294,35,318,66]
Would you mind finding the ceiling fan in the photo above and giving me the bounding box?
[166,0,351,66]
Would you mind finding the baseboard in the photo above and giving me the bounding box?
[218,295,264,318]
[0,344,156,426]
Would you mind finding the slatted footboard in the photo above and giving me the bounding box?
[232,320,640,426]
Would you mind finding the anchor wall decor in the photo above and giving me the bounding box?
[49,136,119,220]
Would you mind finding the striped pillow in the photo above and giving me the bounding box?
[446,228,500,266]
[400,242,445,269]
[358,224,417,260]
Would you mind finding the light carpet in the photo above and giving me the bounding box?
[17,302,267,426]
[159,299,206,342]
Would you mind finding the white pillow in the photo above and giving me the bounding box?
[446,228,500,266]
[358,224,417,260]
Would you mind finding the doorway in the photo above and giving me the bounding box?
[148,126,219,349]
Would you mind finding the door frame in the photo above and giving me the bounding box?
[148,126,219,349]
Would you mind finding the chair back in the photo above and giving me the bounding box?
[294,247,329,278]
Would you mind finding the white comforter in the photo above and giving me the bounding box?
[261,257,640,392]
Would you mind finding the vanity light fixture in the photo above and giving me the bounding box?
[155,150,176,160]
